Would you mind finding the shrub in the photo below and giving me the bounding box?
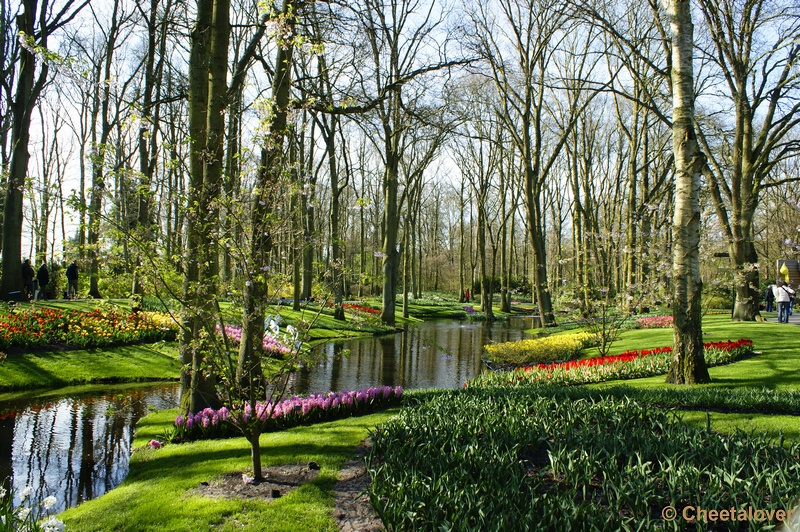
[483,331,599,366]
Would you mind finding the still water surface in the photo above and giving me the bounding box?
[1,318,531,512]
[297,318,531,392]
[0,384,179,514]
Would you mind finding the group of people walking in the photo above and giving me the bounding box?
[20,259,79,301]
[765,281,795,323]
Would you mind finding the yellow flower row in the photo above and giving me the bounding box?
[143,312,180,330]
[485,331,599,365]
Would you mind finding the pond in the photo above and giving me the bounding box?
[295,317,532,393]
[0,383,180,515]
[1,318,532,513]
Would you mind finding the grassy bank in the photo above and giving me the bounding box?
[0,342,180,391]
[59,410,398,532]
[0,298,413,391]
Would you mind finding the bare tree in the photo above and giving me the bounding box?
[348,0,457,325]
[695,0,800,321]
[466,0,605,326]
[1,0,87,299]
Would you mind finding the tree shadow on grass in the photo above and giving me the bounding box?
[709,357,800,389]
[0,354,64,390]
[131,422,375,481]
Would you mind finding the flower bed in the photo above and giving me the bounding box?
[0,307,178,350]
[469,339,753,387]
[483,331,600,366]
[172,385,403,442]
[635,315,673,328]
[215,323,292,356]
[343,303,381,315]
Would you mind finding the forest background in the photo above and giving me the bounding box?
[1,0,799,327]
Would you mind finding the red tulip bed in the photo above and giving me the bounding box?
[343,303,381,315]
[0,307,178,351]
[468,338,753,388]
[325,302,381,316]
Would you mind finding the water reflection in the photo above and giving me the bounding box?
[295,319,530,394]
[0,383,179,514]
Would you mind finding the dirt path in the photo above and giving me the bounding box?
[331,442,384,531]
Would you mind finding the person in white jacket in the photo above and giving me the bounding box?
[773,281,795,323]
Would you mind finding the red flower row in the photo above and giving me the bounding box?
[343,303,381,315]
[524,339,753,372]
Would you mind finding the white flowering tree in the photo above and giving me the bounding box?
[203,313,313,482]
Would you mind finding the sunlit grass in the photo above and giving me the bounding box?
[598,315,800,390]
[676,410,800,443]
[0,342,180,391]
[60,410,398,532]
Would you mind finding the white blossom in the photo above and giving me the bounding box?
[43,495,57,510]
[41,517,66,532]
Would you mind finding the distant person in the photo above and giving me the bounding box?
[36,262,49,301]
[789,283,795,317]
[774,280,795,323]
[22,259,35,300]
[66,260,79,299]
[765,284,776,312]
[465,288,470,302]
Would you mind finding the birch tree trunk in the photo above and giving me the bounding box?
[665,0,709,384]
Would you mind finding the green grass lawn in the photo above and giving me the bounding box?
[26,298,137,312]
[0,342,180,391]
[59,410,398,532]
[580,315,800,439]
[601,315,800,390]
[676,411,800,443]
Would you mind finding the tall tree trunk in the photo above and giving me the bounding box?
[624,98,641,310]
[180,0,218,413]
[525,175,554,325]
[380,139,400,325]
[1,0,50,299]
[321,110,345,320]
[87,0,122,299]
[132,0,167,296]
[478,204,493,320]
[402,226,410,319]
[458,181,465,302]
[665,0,709,384]
[499,163,510,313]
[222,86,242,283]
